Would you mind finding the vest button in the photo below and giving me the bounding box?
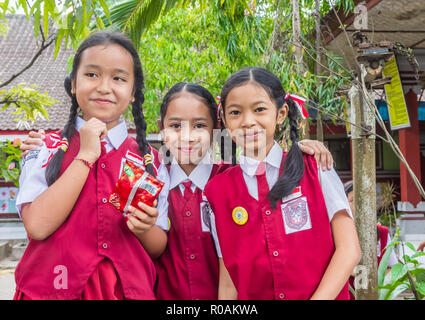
[102,243,108,249]
[265,210,271,215]
[186,211,192,217]
[101,163,106,169]
[190,254,196,260]
[273,251,279,257]
[279,293,285,299]
[102,198,107,204]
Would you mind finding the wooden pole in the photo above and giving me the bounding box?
[349,70,378,299]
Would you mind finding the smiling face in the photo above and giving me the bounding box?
[71,43,135,129]
[222,82,287,160]
[161,91,215,174]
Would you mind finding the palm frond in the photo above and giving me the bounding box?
[106,0,182,50]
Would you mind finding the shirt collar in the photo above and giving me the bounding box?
[239,141,283,177]
[169,152,214,191]
[75,116,128,150]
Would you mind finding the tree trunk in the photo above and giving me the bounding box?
[349,82,378,300]
[291,0,303,72]
[314,0,323,142]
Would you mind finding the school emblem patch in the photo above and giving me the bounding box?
[281,196,312,234]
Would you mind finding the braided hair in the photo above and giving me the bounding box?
[46,31,154,185]
[219,67,304,208]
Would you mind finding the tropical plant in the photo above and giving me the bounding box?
[0,138,22,186]
[0,83,58,129]
[377,228,425,300]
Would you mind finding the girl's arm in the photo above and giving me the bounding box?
[218,258,238,300]
[22,119,107,241]
[310,210,361,300]
[126,201,167,259]
[22,160,92,240]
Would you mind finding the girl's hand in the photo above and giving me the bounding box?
[20,130,45,158]
[417,239,425,251]
[77,118,108,163]
[298,139,334,171]
[126,200,159,236]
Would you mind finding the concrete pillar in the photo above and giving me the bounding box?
[398,89,422,208]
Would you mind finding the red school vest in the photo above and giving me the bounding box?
[377,224,389,266]
[204,153,349,300]
[154,163,230,300]
[15,131,161,300]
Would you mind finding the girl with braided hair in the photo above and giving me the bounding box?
[14,31,169,300]
[204,67,361,300]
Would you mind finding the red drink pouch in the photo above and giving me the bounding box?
[109,160,164,216]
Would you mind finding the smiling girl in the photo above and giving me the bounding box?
[153,82,334,300]
[14,32,168,300]
[205,67,361,300]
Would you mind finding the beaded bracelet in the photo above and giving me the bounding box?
[74,157,94,168]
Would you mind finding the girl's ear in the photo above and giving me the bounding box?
[277,103,289,125]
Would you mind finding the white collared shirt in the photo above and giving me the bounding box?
[238,141,353,221]
[210,141,353,258]
[169,152,214,195]
[16,116,169,231]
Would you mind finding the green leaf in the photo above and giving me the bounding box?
[416,281,425,295]
[386,283,409,300]
[411,251,425,259]
[54,29,65,59]
[98,0,110,18]
[405,242,417,253]
[43,1,49,39]
[378,243,395,286]
[391,263,407,283]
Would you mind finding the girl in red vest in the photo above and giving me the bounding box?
[152,82,335,300]
[153,82,227,300]
[204,67,362,300]
[14,32,169,300]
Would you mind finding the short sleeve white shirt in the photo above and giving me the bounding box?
[209,141,353,258]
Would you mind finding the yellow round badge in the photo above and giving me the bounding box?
[232,207,248,225]
[167,217,171,230]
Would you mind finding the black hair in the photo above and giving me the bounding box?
[159,82,218,164]
[344,180,354,195]
[46,31,154,186]
[220,67,304,208]
[160,82,218,128]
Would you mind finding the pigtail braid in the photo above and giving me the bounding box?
[45,89,78,186]
[132,90,156,177]
[268,96,305,208]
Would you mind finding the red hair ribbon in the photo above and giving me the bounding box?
[216,96,222,121]
[48,132,69,152]
[285,93,309,119]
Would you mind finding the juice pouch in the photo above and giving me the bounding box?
[109,160,164,217]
